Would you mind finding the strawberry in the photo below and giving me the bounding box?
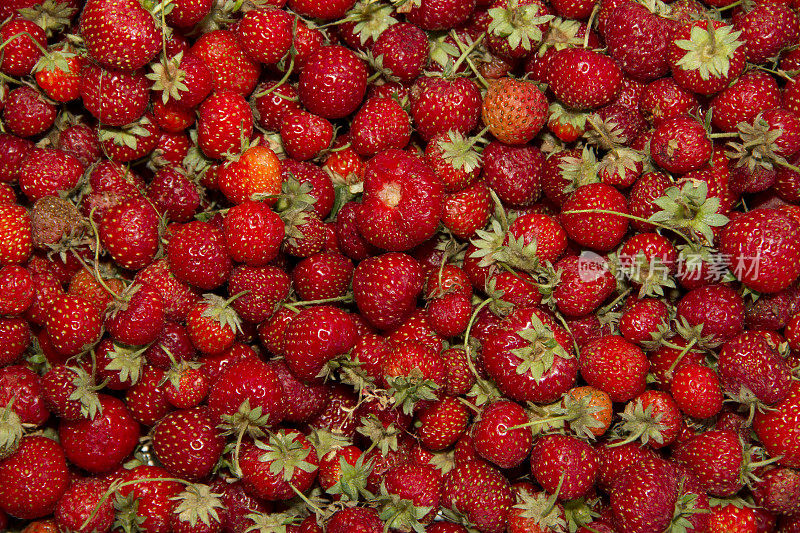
[41,363,102,421]
[410,76,482,141]
[0,436,69,520]
[0,317,29,365]
[560,182,629,251]
[168,220,232,290]
[548,48,622,110]
[280,159,335,219]
[153,406,225,481]
[381,462,443,528]
[530,434,599,500]
[105,282,166,346]
[579,335,649,402]
[284,305,357,383]
[0,365,48,426]
[146,167,200,223]
[667,20,746,95]
[482,307,577,403]
[442,180,493,239]
[252,81,301,131]
[222,200,285,267]
[298,45,368,120]
[609,457,682,533]
[471,400,532,469]
[708,504,760,533]
[672,429,748,496]
[165,0,211,28]
[19,148,83,203]
[292,251,354,302]
[219,145,282,205]
[0,19,46,77]
[327,507,383,533]
[190,30,261,96]
[356,149,444,251]
[752,466,800,515]
[406,0,476,29]
[227,264,290,324]
[718,331,793,406]
[0,203,32,266]
[78,0,159,71]
[239,429,319,500]
[483,141,545,207]
[235,7,294,65]
[45,294,102,357]
[135,259,199,322]
[481,77,548,145]
[99,195,161,271]
[197,90,253,159]
[0,133,33,184]
[288,0,356,20]
[618,297,670,345]
[676,283,745,344]
[602,3,670,82]
[186,293,244,355]
[207,358,286,431]
[733,0,799,65]
[58,393,139,473]
[54,478,114,533]
[441,460,512,533]
[370,23,428,83]
[3,86,56,138]
[280,109,335,161]
[350,97,412,157]
[638,77,699,127]
[115,465,184,533]
[353,252,424,330]
[754,381,800,467]
[710,70,780,132]
[650,114,713,174]
[79,63,150,127]
[417,396,470,451]
[552,253,616,317]
[671,363,724,419]
[719,208,800,293]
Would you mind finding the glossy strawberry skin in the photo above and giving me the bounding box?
[79,64,150,127]
[207,359,286,427]
[754,381,800,467]
[579,335,649,402]
[411,76,482,141]
[99,195,161,271]
[0,436,70,520]
[197,90,253,160]
[284,305,358,383]
[560,182,629,252]
[190,30,261,96]
[352,252,425,331]
[298,45,367,119]
[472,400,532,469]
[153,406,225,481]
[531,434,599,500]
[602,3,670,82]
[167,220,232,290]
[548,48,623,110]
[0,19,46,77]
[235,7,294,65]
[441,460,513,533]
[45,294,102,358]
[79,0,160,71]
[718,331,793,406]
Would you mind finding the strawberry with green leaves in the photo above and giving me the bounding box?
[239,429,319,501]
[284,305,358,384]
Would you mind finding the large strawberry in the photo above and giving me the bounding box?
[99,195,161,271]
[153,406,225,481]
[602,2,671,82]
[79,0,160,71]
[548,48,623,110]
[0,436,69,519]
[356,149,444,251]
[441,460,512,533]
[284,305,358,383]
[298,45,367,119]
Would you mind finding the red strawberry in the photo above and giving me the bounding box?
[356,149,444,251]
[234,7,294,65]
[602,3,670,82]
[650,114,713,174]
[579,335,649,402]
[284,305,357,383]
[79,63,150,126]
[483,141,545,207]
[207,358,286,431]
[548,48,623,109]
[671,363,724,419]
[619,297,670,345]
[417,396,470,451]
[638,77,699,127]
[327,507,383,533]
[610,457,681,533]
[227,264,290,324]
[481,77,548,145]
[754,381,800,467]
[673,429,748,496]
[471,400,532,469]
[58,393,139,473]
[0,436,69,520]
[719,208,800,293]
[252,81,301,131]
[298,45,367,120]
[710,70,781,132]
[280,109,335,161]
[135,259,199,322]
[441,460,513,533]
[222,200,285,267]
[552,253,616,317]
[19,148,83,202]
[0,19,46,77]
[405,0,476,29]
[186,294,243,355]
[165,0,212,28]
[560,182,629,251]
[350,97,412,157]
[752,466,800,515]
[99,195,161,271]
[410,76,482,141]
[288,0,356,20]
[676,283,745,344]
[382,462,443,527]
[0,317,30,366]
[733,0,799,65]
[442,180,493,239]
[292,252,354,302]
[197,90,253,159]
[718,331,793,406]
[0,365,48,427]
[239,429,319,500]
[54,478,114,533]
[0,203,32,266]
[190,30,260,96]
[79,0,160,71]
[146,166,201,223]
[153,406,225,481]
[266,359,329,423]
[45,294,102,357]
[530,434,599,500]
[115,465,183,533]
[353,252,424,330]
[168,220,232,290]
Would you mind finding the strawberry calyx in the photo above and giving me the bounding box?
[670,489,710,533]
[97,115,155,151]
[104,342,148,386]
[199,292,245,336]
[113,491,147,533]
[548,103,589,143]
[66,364,105,420]
[648,181,730,245]
[0,400,23,461]
[674,21,743,80]
[170,483,225,528]
[327,453,375,501]
[727,114,793,173]
[146,51,189,105]
[18,0,78,38]
[357,413,401,456]
[608,399,668,448]
[245,510,301,533]
[511,313,573,381]
[487,0,554,53]
[377,487,433,533]
[339,1,398,45]
[557,145,601,195]
[255,429,317,482]
[387,368,441,415]
[609,250,677,299]
[436,128,489,175]
[513,488,568,532]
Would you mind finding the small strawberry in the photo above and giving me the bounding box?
[186,293,244,355]
[602,3,671,82]
[298,45,368,120]
[0,19,46,77]
[54,478,115,533]
[218,145,282,205]
[754,381,800,467]
[578,335,649,402]
[0,203,32,266]
[483,141,545,207]
[98,195,161,271]
[353,252,424,330]
[79,63,150,127]
[671,363,724,419]
[410,76,482,141]
[650,114,713,174]
[471,400,532,469]
[718,331,793,407]
[79,0,160,71]
[234,7,294,65]
[548,48,623,110]
[280,109,335,161]
[551,253,616,317]
[350,97,412,157]
[732,0,799,65]
[45,294,102,357]
[239,429,319,501]
[197,90,253,159]
[153,406,225,481]
[482,77,548,145]
[222,200,285,267]
[441,460,513,533]
[710,70,780,132]
[167,220,232,290]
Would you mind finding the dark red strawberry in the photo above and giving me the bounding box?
[483,141,545,207]
[441,460,512,533]
[560,182,629,251]
[350,97,412,157]
[168,220,232,290]
[80,63,150,126]
[79,0,160,71]
[284,305,357,383]
[471,400,532,469]
[353,252,424,330]
[0,436,69,520]
[3,86,56,139]
[197,90,253,159]
[603,3,670,82]
[410,76,482,141]
[530,434,599,500]
[548,48,623,109]
[190,29,261,96]
[298,45,367,119]
[153,406,225,481]
[579,335,649,402]
[235,7,294,65]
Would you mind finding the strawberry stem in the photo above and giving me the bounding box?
[506,413,573,431]
[283,294,354,313]
[560,209,695,244]
[666,338,699,374]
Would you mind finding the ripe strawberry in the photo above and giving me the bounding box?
[0,133,33,183]
[710,70,780,132]
[0,365,48,427]
[483,141,545,207]
[733,0,799,65]
[530,434,599,500]
[327,507,383,533]
[79,0,159,70]
[54,478,115,533]
[190,30,261,96]
[0,436,69,520]
[667,20,746,95]
[58,393,139,473]
[146,167,200,223]
[481,77,548,145]
[97,114,160,163]
[548,48,622,109]
[441,460,513,533]
[350,97,412,157]
[252,81,301,131]
[718,331,793,406]
[560,182,629,251]
[671,363,724,419]
[356,149,444,251]
[482,307,577,403]
[410,76,482,141]
[280,109,335,161]
[0,19,46,77]
[125,365,173,425]
[552,253,616,317]
[298,45,368,120]
[0,203,32,266]
[708,504,760,533]
[754,381,800,467]
[405,0,475,29]
[353,252,424,330]
[579,335,649,402]
[186,294,243,355]
[471,400,532,469]
[280,159,335,219]
[638,77,699,127]
[442,180,492,240]
[0,317,30,366]
[227,264,290,324]
[618,297,670,345]
[292,251,353,302]
[135,259,199,321]
[153,406,225,481]
[235,7,294,65]
[222,200,284,267]
[168,220,232,290]
[197,90,253,159]
[79,63,150,126]
[284,305,357,383]
[650,114,713,174]
[382,462,443,527]
[370,22,428,83]
[610,457,681,533]
[239,429,319,500]
[417,396,470,451]
[676,283,745,344]
[98,195,161,271]
[165,0,211,28]
[602,3,670,82]
[720,208,800,293]
[672,429,747,496]
[45,294,102,357]
[266,359,329,423]
[207,358,286,429]
[115,465,183,533]
[288,0,355,20]
[751,466,800,515]
[219,145,282,205]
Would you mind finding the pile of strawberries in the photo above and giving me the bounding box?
[3,0,800,531]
